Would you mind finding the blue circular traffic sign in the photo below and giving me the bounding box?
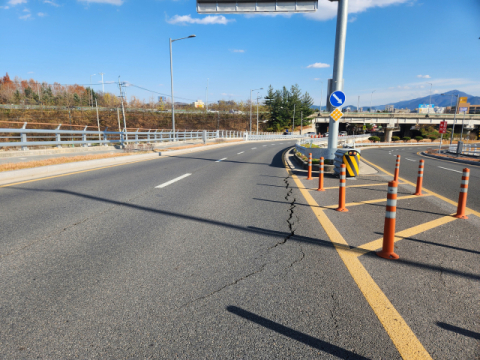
[329,91,346,108]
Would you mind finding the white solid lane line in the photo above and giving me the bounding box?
[237,151,244,155]
[438,166,462,173]
[405,158,416,162]
[156,173,191,188]
[251,147,257,150]
[216,158,227,162]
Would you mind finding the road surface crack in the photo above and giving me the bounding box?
[180,263,267,309]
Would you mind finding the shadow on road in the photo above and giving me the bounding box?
[436,322,480,340]
[226,306,370,359]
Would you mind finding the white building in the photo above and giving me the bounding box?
[194,100,205,108]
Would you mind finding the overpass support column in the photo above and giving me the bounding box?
[384,127,394,143]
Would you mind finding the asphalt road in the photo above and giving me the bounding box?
[0,141,477,359]
[0,139,400,359]
[361,145,480,213]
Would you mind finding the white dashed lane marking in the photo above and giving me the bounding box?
[156,173,191,188]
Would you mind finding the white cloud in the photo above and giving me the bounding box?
[8,0,27,5]
[307,62,330,69]
[305,0,412,21]
[314,78,322,81]
[0,5,10,9]
[19,13,31,19]
[37,12,46,16]
[27,71,34,74]
[167,14,234,25]
[230,49,245,53]
[78,0,123,5]
[417,75,431,78]
[44,0,59,6]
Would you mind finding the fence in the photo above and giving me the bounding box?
[0,123,291,150]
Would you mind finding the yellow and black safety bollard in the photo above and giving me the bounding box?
[343,150,361,177]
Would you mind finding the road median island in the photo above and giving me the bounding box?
[283,147,480,360]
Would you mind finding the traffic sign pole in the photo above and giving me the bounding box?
[326,0,349,160]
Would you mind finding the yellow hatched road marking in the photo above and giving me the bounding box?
[322,194,433,209]
[283,152,432,360]
[355,214,458,255]
[361,157,480,219]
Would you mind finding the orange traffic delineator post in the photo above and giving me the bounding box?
[307,153,313,180]
[455,168,470,219]
[377,180,399,260]
[317,157,325,191]
[336,164,348,212]
[414,159,424,196]
[394,154,401,182]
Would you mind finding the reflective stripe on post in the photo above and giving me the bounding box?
[307,153,313,180]
[455,168,470,219]
[414,159,424,196]
[336,164,348,212]
[377,181,399,260]
[394,154,401,182]
[317,157,325,191]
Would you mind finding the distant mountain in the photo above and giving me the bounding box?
[312,90,480,111]
[381,90,480,110]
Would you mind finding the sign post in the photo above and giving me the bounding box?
[439,120,447,152]
[326,0,349,161]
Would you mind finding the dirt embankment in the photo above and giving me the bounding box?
[0,108,268,132]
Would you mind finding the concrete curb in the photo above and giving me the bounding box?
[293,150,335,173]
[420,152,480,167]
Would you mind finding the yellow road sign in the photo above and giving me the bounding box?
[330,108,344,121]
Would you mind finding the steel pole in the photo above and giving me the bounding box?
[256,93,259,135]
[450,95,459,145]
[292,104,295,133]
[169,38,175,141]
[250,89,252,133]
[460,111,466,140]
[326,0,349,160]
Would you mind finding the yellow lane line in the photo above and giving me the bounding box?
[284,155,432,359]
[355,214,458,255]
[319,182,392,190]
[322,194,433,209]
[0,157,160,188]
[361,157,480,219]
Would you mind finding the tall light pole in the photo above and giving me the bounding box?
[255,92,259,134]
[170,34,196,141]
[250,87,263,133]
[90,73,96,107]
[357,96,360,113]
[441,93,460,144]
[292,104,296,133]
[99,72,105,93]
[370,90,375,113]
[428,82,433,113]
[206,78,209,112]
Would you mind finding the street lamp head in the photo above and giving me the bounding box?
[188,35,196,38]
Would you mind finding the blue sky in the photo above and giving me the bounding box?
[1,0,479,107]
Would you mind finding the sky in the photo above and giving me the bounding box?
[1,0,479,108]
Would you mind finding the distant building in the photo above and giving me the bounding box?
[394,108,411,114]
[385,105,394,112]
[434,106,445,114]
[418,104,435,114]
[469,105,480,114]
[194,100,205,108]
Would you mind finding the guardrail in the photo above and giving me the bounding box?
[0,123,300,150]
[297,134,370,147]
[448,144,479,157]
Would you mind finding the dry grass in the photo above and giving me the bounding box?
[0,152,152,172]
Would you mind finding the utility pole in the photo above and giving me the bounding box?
[357,96,360,113]
[292,104,296,133]
[118,76,128,142]
[99,72,105,93]
[206,78,209,112]
[256,92,259,135]
[95,99,101,141]
[300,111,303,135]
[326,0,349,160]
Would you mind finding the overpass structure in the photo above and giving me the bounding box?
[314,113,480,141]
